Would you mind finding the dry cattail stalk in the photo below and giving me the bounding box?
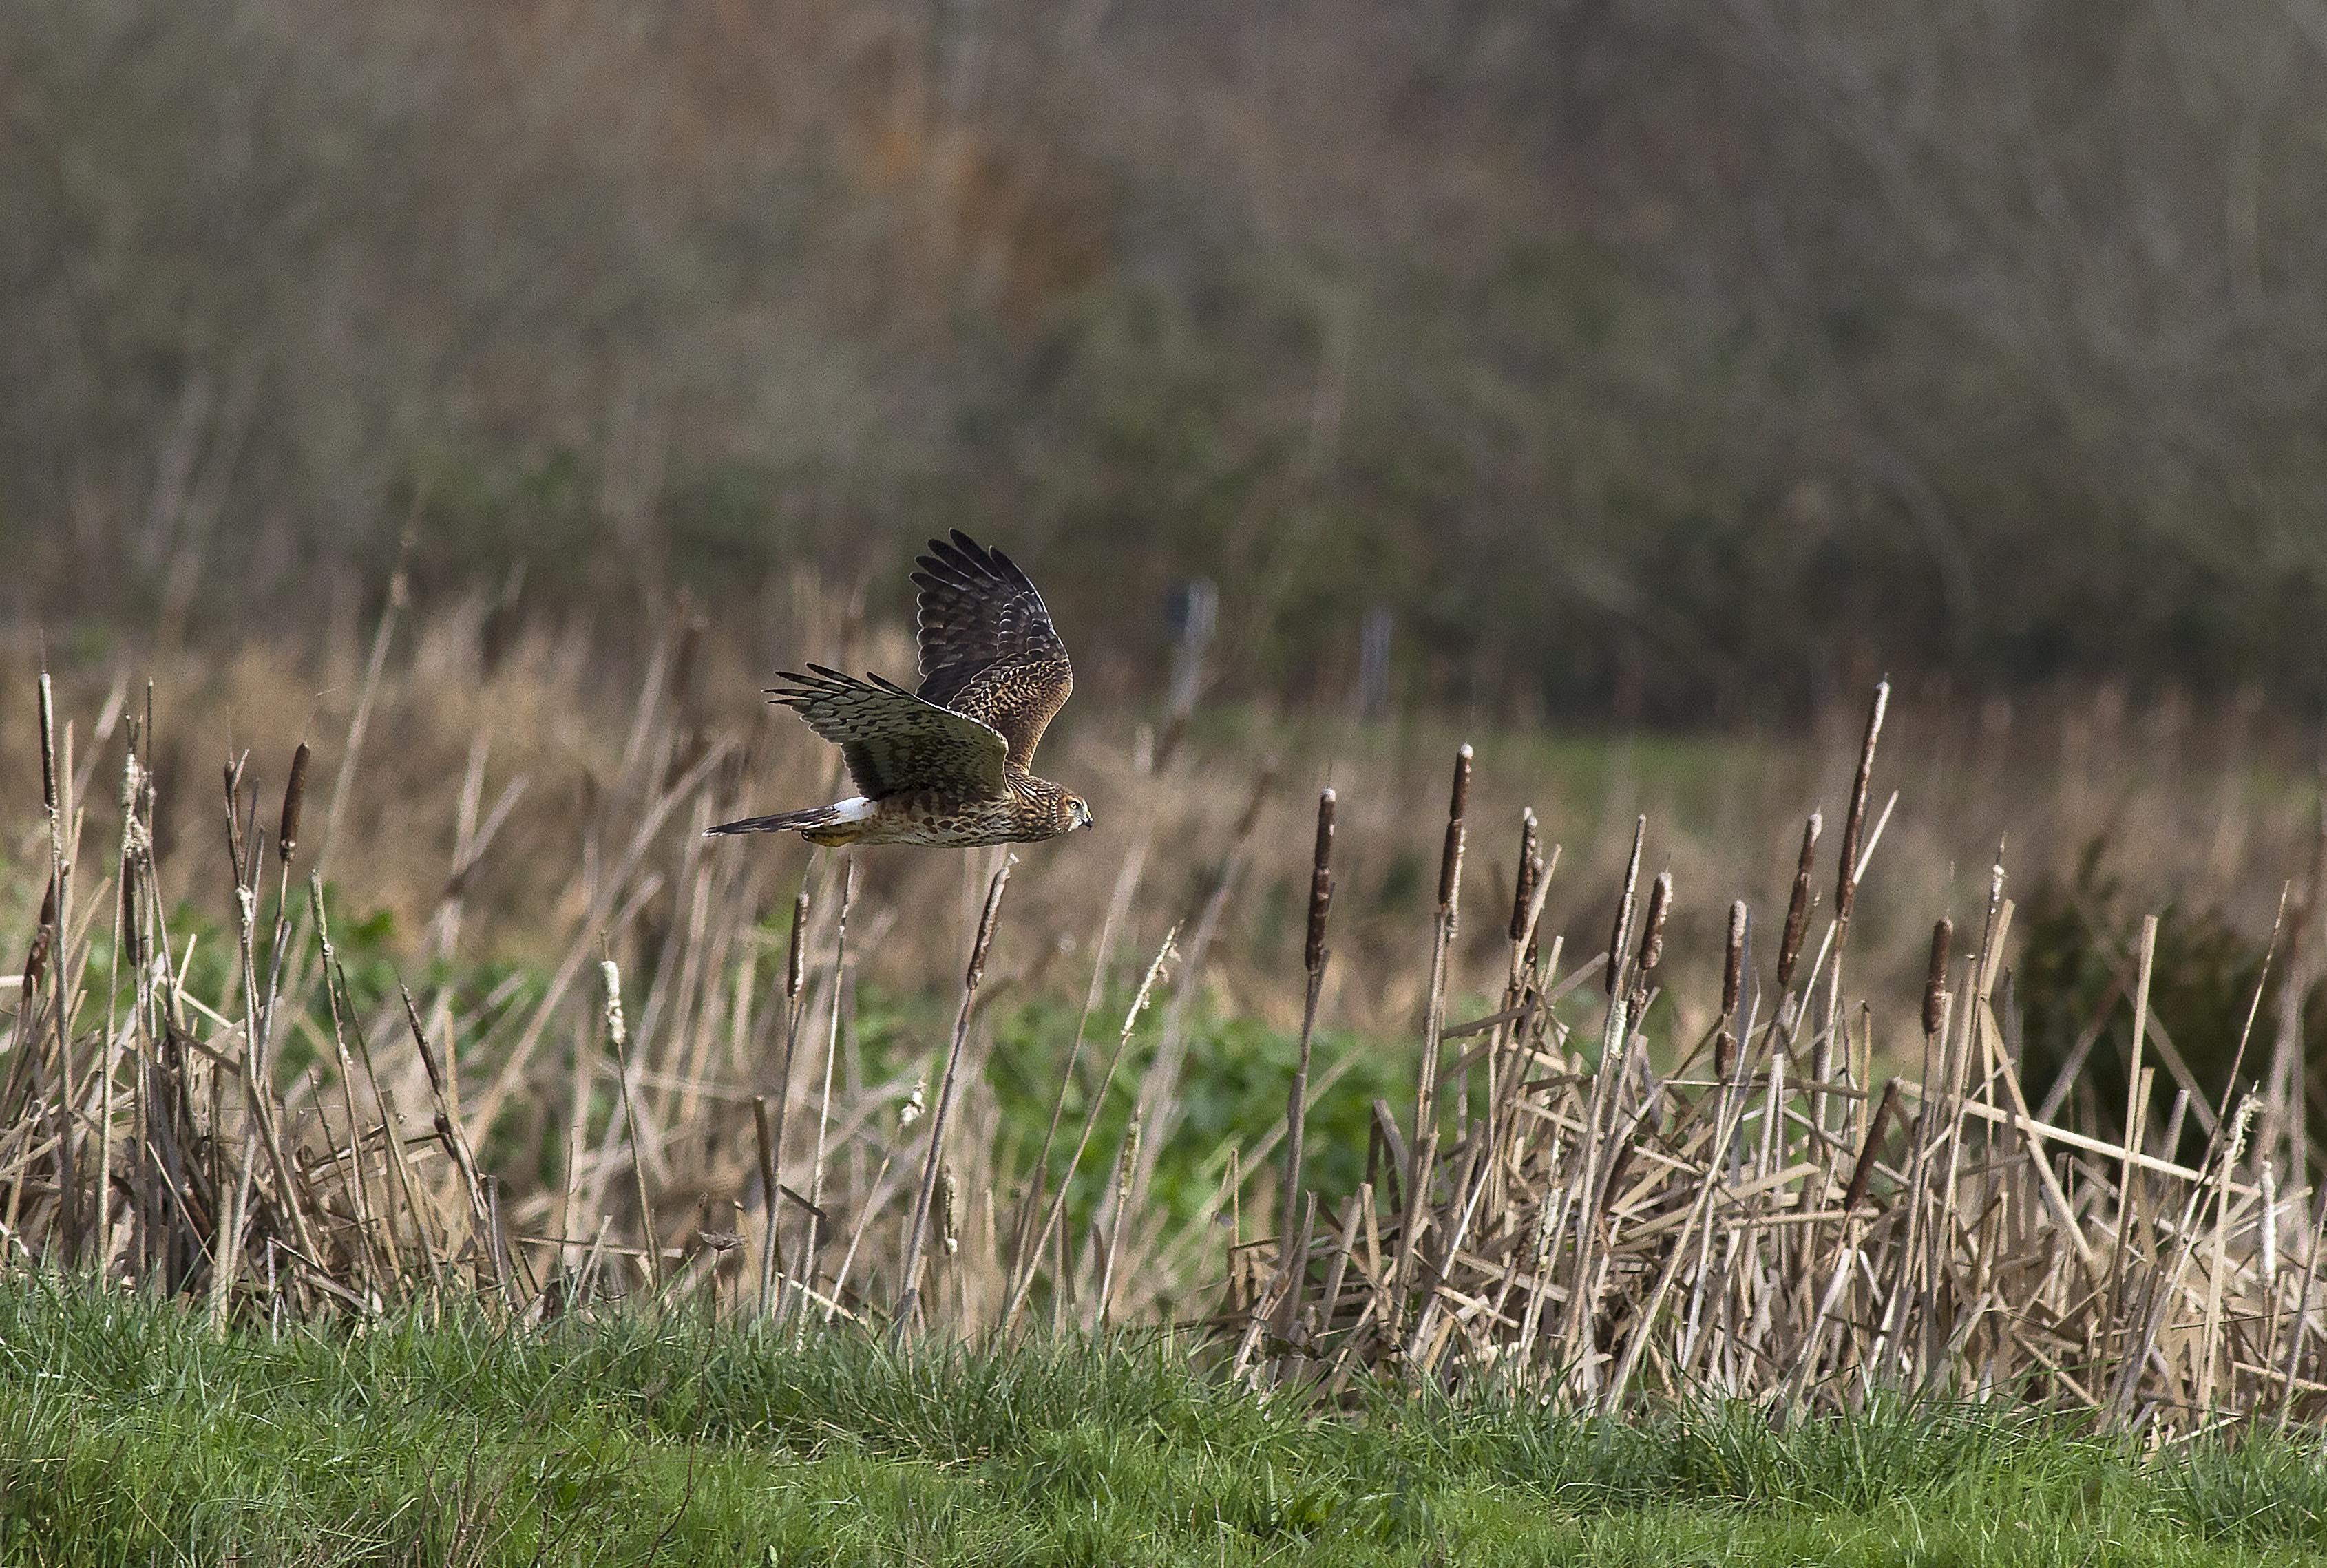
[1606,816,1646,998]
[898,856,1014,1331]
[1924,918,1954,1036]
[1284,790,1336,1249]
[1833,681,1890,928]
[599,960,659,1287]
[277,743,311,866]
[1776,813,1822,991]
[2,662,2321,1433]
[21,878,54,994]
[751,1094,780,1313]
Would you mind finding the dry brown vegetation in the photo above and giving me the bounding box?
[3,594,2327,1438]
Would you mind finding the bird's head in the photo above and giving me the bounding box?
[1063,793,1095,834]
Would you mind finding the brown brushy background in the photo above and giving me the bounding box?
[8,0,2327,716]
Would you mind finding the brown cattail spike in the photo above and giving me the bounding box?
[1924,917,1953,1036]
[1834,681,1890,926]
[278,743,312,866]
[37,671,56,814]
[1304,790,1336,975]
[1842,1078,1903,1214]
[1437,745,1472,915]
[1637,871,1672,976]
[1509,809,1539,944]
[1776,812,1822,991]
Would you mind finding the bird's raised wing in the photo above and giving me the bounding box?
[913,530,1074,769]
[768,665,1008,799]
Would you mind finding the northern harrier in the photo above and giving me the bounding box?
[707,532,1094,847]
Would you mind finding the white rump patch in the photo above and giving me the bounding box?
[830,796,874,823]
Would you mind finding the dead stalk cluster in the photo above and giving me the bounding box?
[1,664,2324,1437]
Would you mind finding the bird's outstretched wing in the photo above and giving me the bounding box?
[768,665,1009,798]
[912,530,1074,769]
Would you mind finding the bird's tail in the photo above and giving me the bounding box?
[705,798,870,844]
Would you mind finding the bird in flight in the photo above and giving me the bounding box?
[708,531,1094,847]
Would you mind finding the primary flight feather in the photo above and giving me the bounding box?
[706,532,1093,846]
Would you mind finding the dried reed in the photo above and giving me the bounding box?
[0,663,2322,1440]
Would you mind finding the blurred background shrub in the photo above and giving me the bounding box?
[6,0,2326,718]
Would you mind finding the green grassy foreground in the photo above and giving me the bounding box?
[1,1285,2323,1566]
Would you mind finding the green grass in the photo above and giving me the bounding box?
[1,1284,2324,1565]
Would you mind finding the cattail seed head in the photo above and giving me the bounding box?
[1637,871,1672,975]
[1924,918,1953,1035]
[1835,681,1889,926]
[600,959,627,1048]
[1304,789,1335,974]
[37,671,56,814]
[1437,745,1472,915]
[1723,900,1748,1017]
[786,887,810,999]
[277,743,311,866]
[1509,809,1539,944]
[1842,1078,1902,1214]
[1777,812,1821,991]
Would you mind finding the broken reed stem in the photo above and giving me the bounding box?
[405,983,500,1292]
[752,1094,781,1315]
[2111,915,2161,1327]
[796,860,856,1318]
[895,856,1013,1336]
[38,673,78,1267]
[737,883,812,1313]
[1281,789,1334,1255]
[1095,1116,1140,1330]
[600,962,657,1293]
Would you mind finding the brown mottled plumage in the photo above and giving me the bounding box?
[706,532,1093,847]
